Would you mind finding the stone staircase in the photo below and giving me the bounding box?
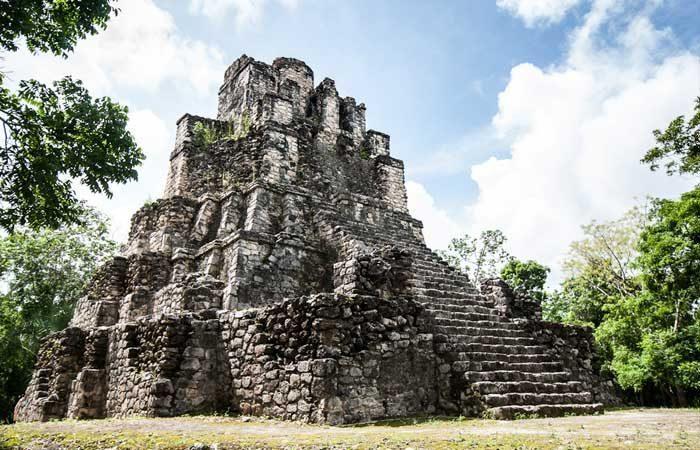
[320,207,603,419]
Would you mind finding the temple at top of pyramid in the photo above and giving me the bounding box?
[14,56,619,425]
[106,53,416,317]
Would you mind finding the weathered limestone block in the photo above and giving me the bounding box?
[525,321,620,406]
[219,293,434,424]
[14,328,86,422]
[313,78,341,146]
[365,130,390,157]
[481,278,542,321]
[340,97,366,145]
[124,197,199,255]
[334,246,413,297]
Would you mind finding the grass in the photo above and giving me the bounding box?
[1,408,698,449]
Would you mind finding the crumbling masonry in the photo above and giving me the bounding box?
[15,56,617,424]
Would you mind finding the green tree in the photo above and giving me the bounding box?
[554,206,645,326]
[641,97,700,175]
[541,290,570,323]
[0,0,144,231]
[0,207,117,421]
[589,191,700,405]
[0,1,116,58]
[637,190,700,333]
[440,229,511,284]
[500,258,549,301]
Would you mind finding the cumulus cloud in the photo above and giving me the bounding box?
[496,0,583,27]
[406,181,463,251]
[189,0,300,26]
[467,0,700,282]
[76,109,172,241]
[5,0,225,95]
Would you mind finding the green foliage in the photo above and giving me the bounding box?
[637,188,700,332]
[240,112,251,138]
[599,188,700,400]
[500,259,549,301]
[642,97,700,176]
[440,230,511,283]
[193,121,218,148]
[359,147,370,160]
[0,207,117,421]
[0,0,116,58]
[555,193,700,403]
[193,115,251,149]
[541,290,569,322]
[0,77,144,231]
[0,1,143,232]
[551,205,646,327]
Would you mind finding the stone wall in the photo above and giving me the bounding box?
[14,328,86,422]
[525,321,620,406]
[219,293,435,424]
[17,292,437,425]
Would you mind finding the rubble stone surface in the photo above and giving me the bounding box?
[14,55,618,424]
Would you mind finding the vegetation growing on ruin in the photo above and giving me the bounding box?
[193,114,252,149]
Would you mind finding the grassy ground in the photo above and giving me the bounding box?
[0,408,698,449]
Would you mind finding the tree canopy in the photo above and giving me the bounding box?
[0,0,143,231]
[0,0,117,57]
[0,206,117,421]
[500,258,549,302]
[641,97,700,176]
[440,229,511,284]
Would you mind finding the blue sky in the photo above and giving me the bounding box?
[6,0,700,283]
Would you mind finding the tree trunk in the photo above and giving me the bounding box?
[674,385,688,407]
[673,298,682,333]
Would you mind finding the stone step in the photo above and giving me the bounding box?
[454,360,563,373]
[411,287,476,299]
[444,334,537,346]
[461,352,555,363]
[483,391,593,407]
[418,296,495,310]
[464,370,571,383]
[485,403,604,420]
[426,314,523,330]
[424,304,500,323]
[414,268,467,279]
[409,279,472,292]
[432,317,523,330]
[432,325,531,338]
[410,274,474,290]
[413,295,500,314]
[472,381,585,395]
[420,301,499,315]
[436,342,551,355]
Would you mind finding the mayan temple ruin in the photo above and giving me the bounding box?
[14,55,617,424]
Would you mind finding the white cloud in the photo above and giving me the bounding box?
[467,0,700,282]
[497,0,583,27]
[189,0,300,26]
[406,181,463,251]
[5,0,225,95]
[77,109,172,242]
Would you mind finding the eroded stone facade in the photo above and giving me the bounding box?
[15,55,617,424]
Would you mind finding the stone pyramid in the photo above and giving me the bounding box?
[14,55,617,424]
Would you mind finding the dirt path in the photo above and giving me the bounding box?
[1,408,699,449]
